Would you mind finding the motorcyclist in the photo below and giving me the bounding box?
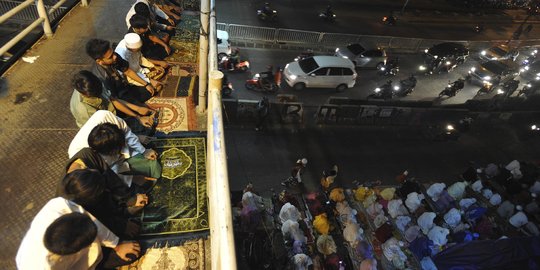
[324,5,334,17]
[386,11,396,25]
[228,48,240,70]
[259,65,274,90]
[262,2,273,16]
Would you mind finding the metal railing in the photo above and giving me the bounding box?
[0,0,88,57]
[0,0,66,22]
[217,22,540,53]
[207,1,237,270]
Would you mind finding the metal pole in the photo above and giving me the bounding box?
[35,0,53,38]
[81,0,88,7]
[197,0,210,113]
[48,0,68,15]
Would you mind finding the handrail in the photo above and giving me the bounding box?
[0,0,88,57]
[0,0,52,56]
[206,0,237,268]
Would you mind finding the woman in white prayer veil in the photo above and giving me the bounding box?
[292,253,313,270]
[282,220,307,243]
[279,202,301,224]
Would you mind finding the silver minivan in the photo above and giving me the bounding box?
[283,56,357,91]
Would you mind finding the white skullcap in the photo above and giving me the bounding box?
[124,33,142,49]
[516,205,523,211]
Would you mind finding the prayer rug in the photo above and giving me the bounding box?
[167,40,199,64]
[140,136,207,235]
[147,97,188,134]
[119,238,210,270]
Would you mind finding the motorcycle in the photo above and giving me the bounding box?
[518,80,540,98]
[474,24,484,33]
[424,123,460,141]
[475,82,494,96]
[245,66,282,93]
[494,79,519,98]
[439,78,465,97]
[218,56,250,72]
[367,80,396,100]
[382,15,397,26]
[319,10,336,22]
[222,74,233,97]
[395,75,417,97]
[294,50,314,61]
[378,58,399,76]
[257,7,277,21]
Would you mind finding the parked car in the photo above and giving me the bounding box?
[468,60,520,86]
[480,44,518,61]
[335,43,387,69]
[419,42,469,74]
[520,59,540,81]
[217,30,231,60]
[283,56,357,91]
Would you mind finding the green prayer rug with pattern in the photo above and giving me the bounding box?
[140,137,208,235]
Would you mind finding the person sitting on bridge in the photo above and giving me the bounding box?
[128,14,172,61]
[16,198,141,269]
[70,70,155,133]
[129,2,175,43]
[115,33,168,90]
[68,111,162,189]
[58,169,146,238]
[86,38,158,105]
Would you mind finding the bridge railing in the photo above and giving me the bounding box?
[217,22,540,53]
[0,0,87,57]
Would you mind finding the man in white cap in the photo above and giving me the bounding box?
[115,33,168,90]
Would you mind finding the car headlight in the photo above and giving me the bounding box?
[289,74,297,80]
[447,84,452,88]
[470,67,476,72]
[483,76,491,81]
[526,66,530,70]
[497,89,504,94]
[527,83,532,87]
[536,77,540,81]
[481,50,487,55]
[273,10,277,13]
[375,88,381,93]
[445,61,451,65]
[424,49,429,53]
[255,73,260,78]
[380,67,386,71]
[532,124,538,130]
[521,68,526,73]
[419,65,426,71]
[335,48,339,53]
[533,50,538,55]
[434,55,438,59]
[446,125,454,131]
[393,86,400,91]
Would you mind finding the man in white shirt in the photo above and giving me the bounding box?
[68,110,161,187]
[115,33,168,89]
[16,197,140,270]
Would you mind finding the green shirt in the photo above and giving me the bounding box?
[70,89,116,127]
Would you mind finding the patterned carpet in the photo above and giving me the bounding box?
[147,97,188,133]
[140,137,208,235]
[119,238,210,270]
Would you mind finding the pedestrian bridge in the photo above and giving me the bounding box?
[0,0,234,269]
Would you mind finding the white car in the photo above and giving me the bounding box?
[217,30,231,59]
[284,56,357,91]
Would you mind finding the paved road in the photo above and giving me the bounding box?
[216,0,540,41]
[223,47,538,105]
[225,120,540,196]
